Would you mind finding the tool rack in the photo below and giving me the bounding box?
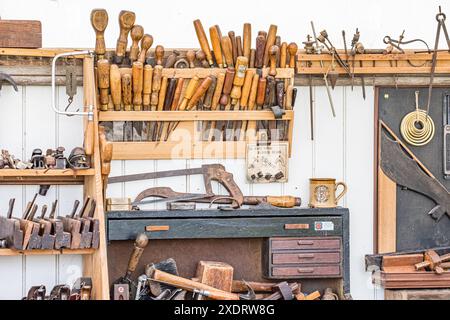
[0,48,109,299]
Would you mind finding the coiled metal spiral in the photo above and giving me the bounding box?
[400,91,435,146]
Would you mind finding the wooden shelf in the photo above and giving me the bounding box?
[0,248,95,256]
[0,169,95,185]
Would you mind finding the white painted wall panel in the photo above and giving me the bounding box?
[2,0,439,299]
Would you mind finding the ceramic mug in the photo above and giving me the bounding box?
[309,178,347,208]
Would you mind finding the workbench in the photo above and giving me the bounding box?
[106,207,350,297]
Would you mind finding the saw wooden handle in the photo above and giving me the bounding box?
[130,25,144,63]
[116,10,136,62]
[188,76,213,110]
[243,23,252,61]
[138,34,153,64]
[90,9,108,59]
[97,59,110,111]
[263,24,278,67]
[110,64,122,111]
[221,36,234,68]
[209,26,223,68]
[179,76,200,110]
[142,65,153,110]
[193,19,213,66]
[126,233,149,275]
[151,269,240,300]
[83,56,95,156]
[132,62,143,110]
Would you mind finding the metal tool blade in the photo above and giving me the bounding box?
[109,167,204,184]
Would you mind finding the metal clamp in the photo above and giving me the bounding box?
[51,51,94,120]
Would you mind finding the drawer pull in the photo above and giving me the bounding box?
[284,224,309,230]
[297,268,314,274]
[146,225,170,232]
[298,254,315,259]
[297,240,314,246]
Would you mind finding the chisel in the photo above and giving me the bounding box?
[238,69,255,140]
[206,72,226,141]
[228,31,237,64]
[110,64,122,111]
[132,61,144,111]
[228,57,249,140]
[155,45,165,66]
[250,49,256,68]
[97,59,110,111]
[288,42,298,68]
[214,68,235,141]
[138,34,153,64]
[255,35,266,69]
[142,65,153,110]
[129,25,144,63]
[196,50,209,68]
[156,78,177,142]
[236,36,243,59]
[243,23,252,61]
[186,50,196,68]
[152,76,168,141]
[188,76,213,110]
[121,73,133,141]
[90,9,108,60]
[115,10,136,64]
[164,78,185,141]
[263,25,278,67]
[268,45,279,76]
[164,50,180,68]
[246,73,260,140]
[280,42,287,68]
[209,26,224,68]
[202,76,217,141]
[193,19,214,66]
[150,65,163,111]
[221,36,234,68]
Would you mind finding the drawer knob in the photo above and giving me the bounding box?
[297,268,314,274]
[298,254,315,259]
[297,240,314,245]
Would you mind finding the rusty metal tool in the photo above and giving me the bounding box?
[26,204,42,249]
[34,205,56,250]
[227,56,249,140]
[111,233,149,300]
[59,200,82,249]
[0,198,23,249]
[214,68,235,141]
[75,197,93,249]
[0,72,18,92]
[46,200,71,249]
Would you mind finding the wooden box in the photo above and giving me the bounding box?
[0,20,42,48]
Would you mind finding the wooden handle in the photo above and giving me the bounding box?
[126,233,149,275]
[230,56,248,105]
[228,31,237,65]
[250,49,256,68]
[179,76,199,110]
[90,9,108,59]
[256,77,267,107]
[151,269,239,300]
[285,84,293,110]
[203,76,217,109]
[171,78,184,110]
[138,34,153,64]
[186,50,196,68]
[99,126,113,175]
[209,26,223,68]
[236,36,243,58]
[193,19,213,66]
[157,76,168,111]
[269,45,279,76]
[243,23,252,61]
[142,65,153,109]
[263,24,278,67]
[164,78,177,110]
[211,72,225,110]
[116,10,136,61]
[83,57,95,156]
[132,62,143,110]
[155,45,164,66]
[248,73,260,110]
[195,50,209,68]
[110,64,122,111]
[288,42,298,68]
[121,73,132,111]
[188,76,213,110]
[280,42,287,68]
[97,59,110,111]
[221,36,234,68]
[255,35,266,68]
[129,25,143,63]
[151,65,163,109]
[220,68,235,106]
[266,196,301,208]
[240,69,255,108]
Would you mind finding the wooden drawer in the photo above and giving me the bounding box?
[272,265,341,277]
[272,251,340,265]
[271,237,341,250]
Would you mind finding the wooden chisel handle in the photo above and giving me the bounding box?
[132,62,144,110]
[129,25,144,63]
[186,50,196,68]
[255,35,266,69]
[221,36,234,68]
[243,23,252,61]
[99,125,113,176]
[236,36,243,58]
[203,76,217,109]
[256,77,267,108]
[138,34,153,64]
[269,45,279,76]
[228,31,237,64]
[240,69,255,108]
[97,59,110,111]
[90,9,108,60]
[110,64,122,111]
[122,73,132,111]
[188,76,213,110]
[220,68,235,107]
[115,10,136,64]
[280,42,288,68]
[151,66,163,109]
[151,269,240,300]
[248,73,260,110]
[125,233,149,276]
[83,56,95,156]
[209,26,224,68]
[179,76,199,110]
[288,42,298,68]
[263,25,278,67]
[155,45,165,66]
[230,56,248,105]
[171,78,184,110]
[244,195,301,207]
[193,19,214,66]
[211,72,225,110]
[157,76,169,111]
[142,65,153,110]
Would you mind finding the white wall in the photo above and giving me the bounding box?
[2,0,445,299]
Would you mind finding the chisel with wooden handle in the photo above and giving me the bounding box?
[209,26,224,68]
[156,78,177,142]
[255,35,266,69]
[155,45,165,66]
[97,59,110,111]
[269,45,279,76]
[206,72,226,141]
[83,56,95,156]
[214,68,235,141]
[201,76,217,140]
[263,25,277,67]
[132,61,144,111]
[110,64,121,111]
[221,36,234,68]
[193,19,214,66]
[246,73,260,140]
[186,50,196,68]
[236,36,243,59]
[90,9,108,60]
[115,10,136,64]
[121,73,132,111]
[151,76,168,141]
[138,34,153,64]
[228,31,237,65]
[280,42,287,68]
[250,49,256,68]
[243,23,252,61]
[164,78,185,141]
[228,57,249,140]
[188,76,213,110]
[129,25,143,63]
[288,42,298,68]
[239,69,255,140]
[142,65,153,110]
